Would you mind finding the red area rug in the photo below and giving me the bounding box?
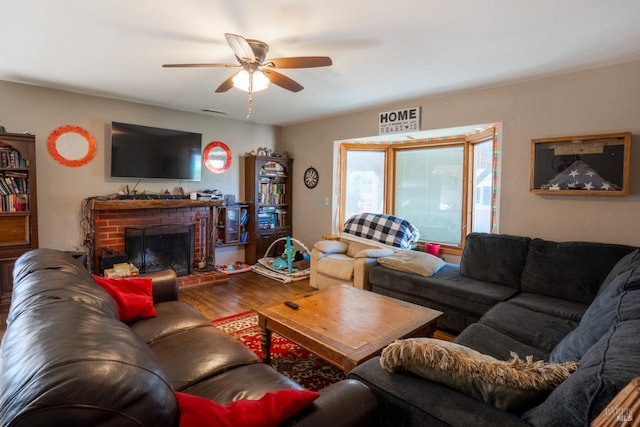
[213,311,345,391]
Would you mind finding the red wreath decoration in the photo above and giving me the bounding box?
[47,125,97,167]
[203,141,232,173]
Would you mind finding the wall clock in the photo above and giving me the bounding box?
[304,166,319,189]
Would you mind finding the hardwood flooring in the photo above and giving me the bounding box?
[0,272,456,342]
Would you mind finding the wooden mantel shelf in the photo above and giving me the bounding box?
[90,198,223,211]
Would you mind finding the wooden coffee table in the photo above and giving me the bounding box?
[253,284,443,374]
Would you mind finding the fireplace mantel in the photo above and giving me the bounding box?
[90,199,223,211]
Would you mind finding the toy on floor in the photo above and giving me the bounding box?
[216,261,252,275]
[252,236,311,283]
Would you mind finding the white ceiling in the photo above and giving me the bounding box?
[3,1,640,126]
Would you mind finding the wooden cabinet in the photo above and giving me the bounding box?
[215,204,249,246]
[244,155,293,264]
[0,133,38,304]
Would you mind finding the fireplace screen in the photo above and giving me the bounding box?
[125,224,195,276]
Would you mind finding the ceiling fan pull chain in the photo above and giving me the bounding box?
[247,94,253,119]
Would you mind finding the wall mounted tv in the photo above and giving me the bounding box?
[110,122,202,181]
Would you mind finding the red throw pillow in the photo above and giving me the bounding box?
[174,389,320,427]
[92,275,157,322]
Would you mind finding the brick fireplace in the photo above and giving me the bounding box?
[88,199,227,288]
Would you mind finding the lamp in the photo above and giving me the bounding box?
[232,69,270,93]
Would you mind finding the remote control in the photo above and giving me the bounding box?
[284,301,299,310]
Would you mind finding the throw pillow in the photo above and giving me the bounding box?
[380,338,579,411]
[523,319,640,425]
[597,249,640,296]
[175,389,320,427]
[377,250,445,277]
[92,275,157,322]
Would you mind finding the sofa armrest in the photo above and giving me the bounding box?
[314,240,349,255]
[140,269,179,303]
[354,248,395,259]
[353,258,381,290]
[282,379,379,427]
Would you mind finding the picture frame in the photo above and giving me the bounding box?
[530,132,632,196]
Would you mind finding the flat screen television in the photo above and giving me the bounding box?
[110,122,202,181]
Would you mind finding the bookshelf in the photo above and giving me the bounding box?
[0,133,38,304]
[244,155,293,264]
[215,204,249,246]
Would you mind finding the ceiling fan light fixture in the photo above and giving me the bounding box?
[232,69,270,93]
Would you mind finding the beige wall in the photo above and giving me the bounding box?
[282,60,640,249]
[2,59,639,263]
[0,81,280,264]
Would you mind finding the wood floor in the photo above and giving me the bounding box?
[1,272,456,342]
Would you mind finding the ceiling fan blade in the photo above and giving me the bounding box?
[225,33,256,62]
[215,73,237,93]
[163,63,239,68]
[267,56,332,69]
[263,70,303,92]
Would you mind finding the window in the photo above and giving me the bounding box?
[343,150,386,219]
[395,145,464,246]
[338,125,499,254]
[470,139,494,233]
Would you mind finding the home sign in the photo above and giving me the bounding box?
[378,107,420,135]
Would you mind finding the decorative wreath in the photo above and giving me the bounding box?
[203,141,232,173]
[47,125,97,167]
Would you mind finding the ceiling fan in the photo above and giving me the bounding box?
[162,33,333,94]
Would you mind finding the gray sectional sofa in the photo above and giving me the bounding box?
[350,233,640,426]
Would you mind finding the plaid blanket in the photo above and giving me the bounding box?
[342,213,420,249]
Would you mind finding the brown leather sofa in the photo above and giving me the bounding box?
[0,248,379,426]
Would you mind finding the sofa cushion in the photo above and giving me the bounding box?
[380,338,578,412]
[597,249,640,296]
[314,240,348,254]
[93,275,157,322]
[148,326,260,391]
[0,303,176,426]
[346,239,380,258]
[523,319,640,426]
[371,264,516,313]
[8,249,119,325]
[377,250,445,277]
[549,253,640,363]
[477,302,578,355]
[349,357,532,427]
[506,293,588,322]
[521,239,634,304]
[455,323,549,362]
[130,301,213,344]
[459,233,531,289]
[182,364,304,403]
[175,389,319,427]
[370,264,518,332]
[316,254,354,281]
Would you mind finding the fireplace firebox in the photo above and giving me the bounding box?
[125,224,195,276]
